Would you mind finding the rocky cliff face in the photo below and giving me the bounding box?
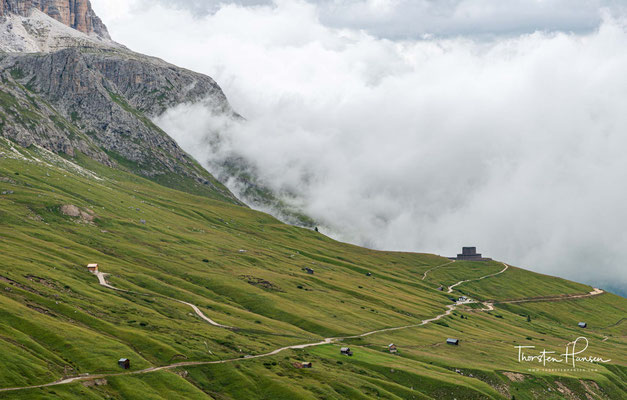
[0,0,109,38]
[0,1,244,204]
[0,47,242,203]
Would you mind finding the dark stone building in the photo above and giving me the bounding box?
[451,247,491,261]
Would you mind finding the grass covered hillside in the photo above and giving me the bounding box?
[0,138,625,400]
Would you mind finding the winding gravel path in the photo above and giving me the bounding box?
[493,287,604,305]
[447,263,509,293]
[95,272,232,329]
[0,263,602,393]
[421,260,456,280]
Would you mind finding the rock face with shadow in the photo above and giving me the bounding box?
[0,0,109,38]
[0,0,243,203]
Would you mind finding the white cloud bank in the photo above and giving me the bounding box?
[92,0,627,294]
[95,0,627,38]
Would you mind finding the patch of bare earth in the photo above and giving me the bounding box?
[502,371,525,382]
[25,302,56,316]
[60,204,97,223]
[81,378,107,387]
[26,275,57,289]
[175,370,189,378]
[27,213,44,222]
[0,176,16,184]
[63,365,76,376]
[455,370,510,398]
[25,275,77,296]
[240,275,284,292]
[555,381,580,400]
[0,276,41,295]
[580,380,606,400]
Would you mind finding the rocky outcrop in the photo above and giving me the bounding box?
[60,204,96,222]
[0,0,109,38]
[0,47,242,204]
[0,2,243,204]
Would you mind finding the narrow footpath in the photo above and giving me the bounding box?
[421,260,455,280]
[447,263,509,293]
[95,271,232,329]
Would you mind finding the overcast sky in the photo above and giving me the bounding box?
[95,0,627,38]
[91,0,627,295]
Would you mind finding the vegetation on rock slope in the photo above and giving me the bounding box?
[0,47,241,205]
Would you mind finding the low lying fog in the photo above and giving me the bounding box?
[94,0,627,295]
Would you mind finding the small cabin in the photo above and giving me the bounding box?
[302,362,312,368]
[340,347,353,356]
[446,338,459,346]
[366,272,372,276]
[118,358,130,369]
[578,322,587,328]
[388,343,397,353]
[87,263,99,273]
[437,286,444,291]
[304,267,314,275]
[458,296,468,302]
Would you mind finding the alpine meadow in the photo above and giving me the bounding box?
[0,1,625,399]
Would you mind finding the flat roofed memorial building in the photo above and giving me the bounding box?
[450,247,492,261]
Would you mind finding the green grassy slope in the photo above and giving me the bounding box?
[0,138,625,399]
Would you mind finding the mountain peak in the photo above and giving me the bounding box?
[0,0,110,39]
